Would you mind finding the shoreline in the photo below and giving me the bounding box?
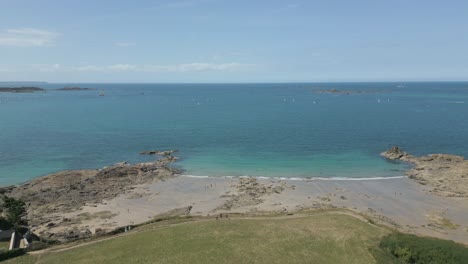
[61,175,468,244]
[0,174,409,188]
[181,174,408,181]
[2,148,468,246]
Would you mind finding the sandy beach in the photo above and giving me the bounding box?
[48,175,468,244]
[4,148,467,247]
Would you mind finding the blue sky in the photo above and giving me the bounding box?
[0,0,467,82]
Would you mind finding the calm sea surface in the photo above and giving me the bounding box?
[1,82,467,185]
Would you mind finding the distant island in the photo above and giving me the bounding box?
[0,86,98,93]
[314,89,391,94]
[56,87,97,91]
[0,87,45,93]
[0,81,47,84]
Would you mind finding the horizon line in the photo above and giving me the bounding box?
[2,80,468,84]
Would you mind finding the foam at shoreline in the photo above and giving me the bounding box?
[181,174,407,181]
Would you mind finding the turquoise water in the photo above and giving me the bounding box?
[1,82,467,185]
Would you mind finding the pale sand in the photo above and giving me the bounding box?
[56,176,468,244]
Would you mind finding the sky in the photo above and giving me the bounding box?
[0,0,467,83]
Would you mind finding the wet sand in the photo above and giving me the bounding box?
[54,175,468,244]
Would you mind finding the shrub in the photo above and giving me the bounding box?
[0,217,12,230]
[2,196,26,227]
[0,248,25,261]
[378,233,468,264]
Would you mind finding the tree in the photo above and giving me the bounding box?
[2,196,26,228]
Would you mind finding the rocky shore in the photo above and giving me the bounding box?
[3,152,181,242]
[381,146,468,198]
[2,147,468,244]
[217,177,292,210]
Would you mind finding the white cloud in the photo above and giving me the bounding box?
[33,64,62,72]
[173,63,248,72]
[0,28,59,47]
[108,64,138,71]
[114,42,136,47]
[75,65,101,72]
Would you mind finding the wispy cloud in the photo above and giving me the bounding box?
[0,28,59,47]
[163,0,213,9]
[31,64,62,72]
[264,2,303,16]
[75,63,255,72]
[114,42,136,47]
[3,62,256,73]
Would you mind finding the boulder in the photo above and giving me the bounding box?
[380,146,409,160]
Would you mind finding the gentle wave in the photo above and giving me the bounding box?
[181,175,407,181]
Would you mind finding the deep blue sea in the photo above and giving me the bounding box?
[1,82,467,185]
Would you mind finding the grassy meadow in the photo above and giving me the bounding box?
[5,211,389,264]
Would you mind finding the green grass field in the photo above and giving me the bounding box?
[6,211,389,264]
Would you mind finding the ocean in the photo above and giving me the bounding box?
[1,82,467,185]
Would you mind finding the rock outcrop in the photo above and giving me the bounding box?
[381,147,468,198]
[380,146,411,161]
[140,150,177,156]
[217,178,291,211]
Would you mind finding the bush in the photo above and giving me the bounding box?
[2,196,26,227]
[0,248,25,261]
[0,217,12,230]
[378,233,468,264]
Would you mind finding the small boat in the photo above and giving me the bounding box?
[99,90,105,96]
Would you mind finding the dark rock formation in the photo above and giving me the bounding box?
[0,186,15,195]
[140,150,178,156]
[56,87,97,91]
